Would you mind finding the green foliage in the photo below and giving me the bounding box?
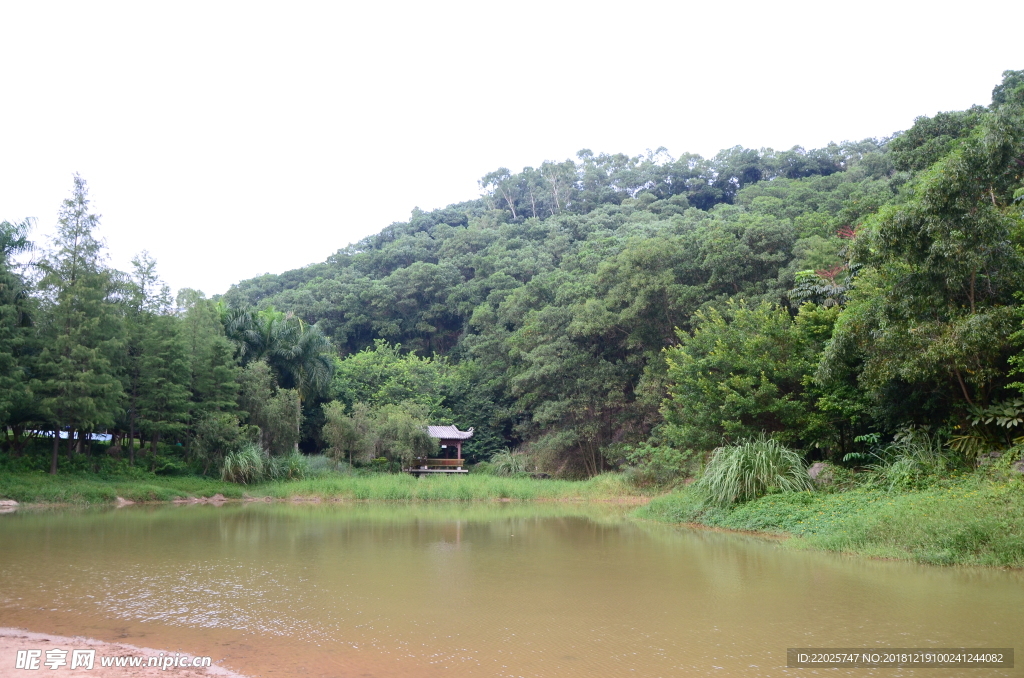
[6,71,1024,494]
[641,477,1024,567]
[322,399,436,467]
[250,472,633,501]
[320,400,362,465]
[190,412,245,473]
[489,449,529,476]
[889,107,985,172]
[330,339,459,416]
[0,219,34,430]
[303,454,349,476]
[176,288,241,452]
[223,304,333,455]
[34,175,125,471]
[859,428,955,490]
[694,434,814,506]
[238,360,301,455]
[221,443,267,484]
[822,83,1024,431]
[620,443,693,488]
[365,401,437,464]
[0,471,244,504]
[220,442,309,483]
[662,301,835,452]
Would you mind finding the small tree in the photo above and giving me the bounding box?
[321,400,435,468]
[321,401,363,466]
[238,360,300,455]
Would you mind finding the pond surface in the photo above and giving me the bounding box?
[1,502,1021,677]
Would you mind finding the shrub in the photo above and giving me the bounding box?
[857,428,954,491]
[621,444,693,488]
[695,434,813,506]
[305,454,350,476]
[471,460,494,475]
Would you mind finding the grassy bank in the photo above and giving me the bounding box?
[0,470,638,505]
[0,473,246,504]
[638,476,1024,567]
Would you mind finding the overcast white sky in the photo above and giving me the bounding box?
[1,1,1021,297]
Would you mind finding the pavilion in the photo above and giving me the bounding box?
[406,425,474,475]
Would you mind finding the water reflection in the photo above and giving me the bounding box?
[1,502,1021,677]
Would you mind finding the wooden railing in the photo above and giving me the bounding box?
[411,458,464,468]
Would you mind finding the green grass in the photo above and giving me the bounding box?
[0,472,245,504]
[0,470,635,505]
[255,471,634,501]
[639,476,1024,567]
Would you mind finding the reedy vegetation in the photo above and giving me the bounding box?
[695,435,814,507]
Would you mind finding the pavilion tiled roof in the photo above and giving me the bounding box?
[427,425,474,440]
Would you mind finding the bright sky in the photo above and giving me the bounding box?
[1,1,1021,297]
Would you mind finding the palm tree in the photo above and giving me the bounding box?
[268,319,333,403]
[222,305,335,453]
[222,305,334,400]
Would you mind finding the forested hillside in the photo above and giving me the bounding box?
[3,70,1023,480]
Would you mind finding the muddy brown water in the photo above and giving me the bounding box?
[1,503,1021,677]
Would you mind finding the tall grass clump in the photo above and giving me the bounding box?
[268,451,309,480]
[489,450,528,476]
[696,434,813,506]
[221,444,266,484]
[221,444,308,484]
[843,428,954,491]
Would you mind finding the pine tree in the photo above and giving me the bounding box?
[35,175,124,473]
[136,313,190,466]
[0,219,34,443]
[178,288,242,472]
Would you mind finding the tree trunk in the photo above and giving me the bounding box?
[150,432,160,472]
[953,366,974,406]
[295,396,302,454]
[10,426,23,457]
[128,418,136,467]
[50,430,60,475]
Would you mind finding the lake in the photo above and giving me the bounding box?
[1,502,1021,677]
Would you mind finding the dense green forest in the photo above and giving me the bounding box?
[3,70,1023,482]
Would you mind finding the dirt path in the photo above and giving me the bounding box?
[0,629,249,678]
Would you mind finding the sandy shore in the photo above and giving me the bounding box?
[0,629,250,678]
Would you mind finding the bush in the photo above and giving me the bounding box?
[621,444,693,488]
[367,456,399,473]
[305,454,350,476]
[855,428,955,491]
[471,460,494,475]
[695,434,813,506]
